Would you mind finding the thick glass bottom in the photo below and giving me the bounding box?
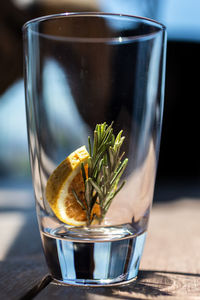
[54,275,138,287]
[41,227,146,286]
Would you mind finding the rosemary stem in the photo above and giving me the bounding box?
[73,122,128,226]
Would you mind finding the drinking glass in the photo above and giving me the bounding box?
[23,13,166,286]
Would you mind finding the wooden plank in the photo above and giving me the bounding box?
[0,184,50,299]
[4,210,44,259]
[35,271,200,299]
[0,255,49,300]
[1,184,200,299]
[0,184,43,259]
[141,199,200,274]
[35,199,200,299]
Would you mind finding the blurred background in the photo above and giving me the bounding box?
[0,0,200,201]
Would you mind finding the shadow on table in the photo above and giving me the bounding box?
[103,270,200,298]
[116,271,173,297]
[38,269,200,300]
[76,271,173,298]
[0,256,49,300]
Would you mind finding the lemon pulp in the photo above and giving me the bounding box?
[46,146,90,226]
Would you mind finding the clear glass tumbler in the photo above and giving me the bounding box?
[23,13,166,286]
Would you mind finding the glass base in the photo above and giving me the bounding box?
[41,230,146,286]
[54,275,137,287]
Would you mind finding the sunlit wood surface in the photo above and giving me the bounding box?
[0,182,200,299]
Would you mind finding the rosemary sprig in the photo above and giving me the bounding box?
[76,122,128,226]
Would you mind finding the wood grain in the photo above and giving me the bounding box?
[34,271,200,299]
[35,199,200,299]
[1,185,200,299]
[0,184,49,299]
[141,199,200,275]
[0,255,49,300]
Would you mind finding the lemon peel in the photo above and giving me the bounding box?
[46,146,89,226]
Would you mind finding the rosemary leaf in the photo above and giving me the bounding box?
[92,142,112,175]
[85,179,91,209]
[104,181,125,211]
[108,146,115,169]
[81,163,87,183]
[115,180,126,195]
[100,123,113,147]
[88,136,92,156]
[98,158,104,172]
[118,151,125,163]
[101,122,106,137]
[93,130,98,157]
[110,158,128,186]
[97,125,101,144]
[72,189,86,210]
[104,182,125,211]
[91,192,98,206]
[115,130,123,144]
[88,178,104,200]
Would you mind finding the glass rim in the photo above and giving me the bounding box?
[22,12,166,43]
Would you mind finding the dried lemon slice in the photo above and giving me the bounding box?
[46,146,90,226]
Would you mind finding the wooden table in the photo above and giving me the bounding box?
[0,181,200,299]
